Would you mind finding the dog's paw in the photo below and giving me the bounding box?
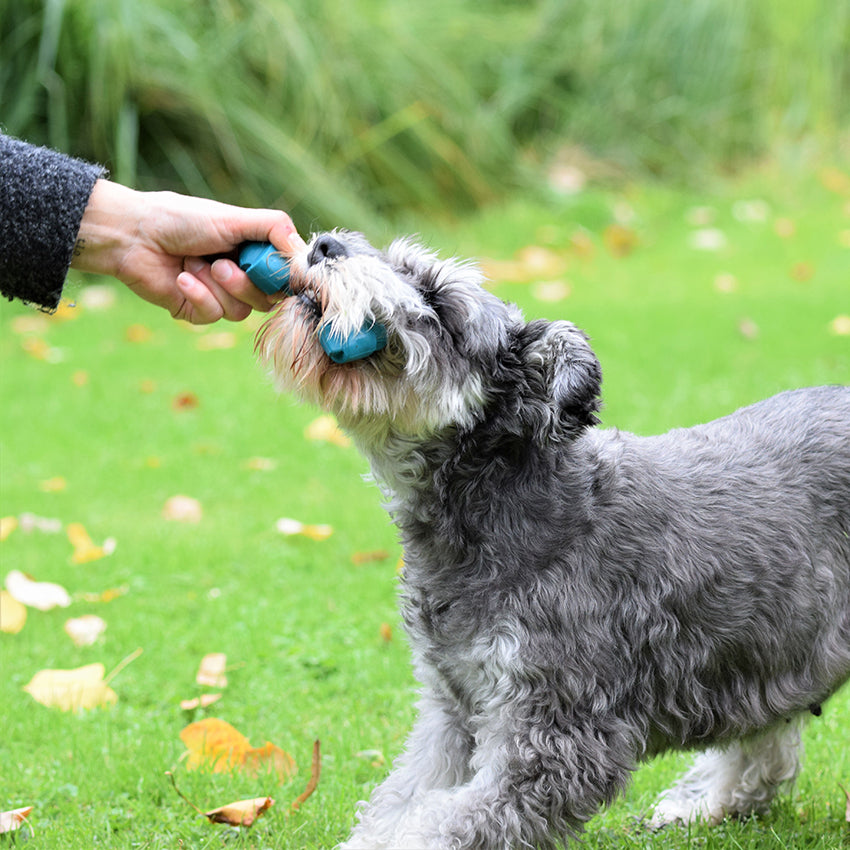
[649,795,723,829]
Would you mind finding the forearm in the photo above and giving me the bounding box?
[0,134,105,311]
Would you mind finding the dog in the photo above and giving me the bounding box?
[256,230,850,850]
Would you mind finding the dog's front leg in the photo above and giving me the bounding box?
[386,716,637,850]
[338,690,473,850]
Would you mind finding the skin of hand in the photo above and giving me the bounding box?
[71,179,307,324]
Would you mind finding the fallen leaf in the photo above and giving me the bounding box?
[11,315,50,335]
[569,229,596,260]
[713,273,738,294]
[351,550,390,565]
[22,336,62,362]
[685,206,715,227]
[291,740,321,811]
[166,771,274,829]
[531,280,571,303]
[39,476,67,493]
[79,284,117,310]
[64,614,107,647]
[774,218,796,238]
[829,315,850,336]
[125,323,152,343]
[275,518,333,541]
[0,516,17,541]
[75,585,129,603]
[196,332,237,351]
[172,392,199,411]
[18,513,63,533]
[790,261,815,282]
[162,495,203,523]
[179,718,296,781]
[604,224,639,257]
[738,318,759,340]
[379,622,393,643]
[304,415,351,448]
[0,590,27,634]
[67,522,115,564]
[180,693,223,711]
[205,796,274,827]
[687,228,726,252]
[196,653,228,688]
[243,457,278,472]
[5,570,71,610]
[732,199,770,223]
[0,806,33,834]
[23,662,117,711]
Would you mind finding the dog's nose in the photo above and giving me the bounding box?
[308,234,348,266]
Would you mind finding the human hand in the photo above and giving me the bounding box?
[72,180,307,324]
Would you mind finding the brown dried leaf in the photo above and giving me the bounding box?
[205,796,274,827]
[180,693,223,711]
[350,550,390,565]
[0,806,33,834]
[179,718,296,781]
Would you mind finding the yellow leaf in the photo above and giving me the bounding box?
[0,590,27,634]
[5,570,71,610]
[64,614,107,647]
[275,518,333,540]
[829,315,850,336]
[23,663,117,711]
[179,718,296,781]
[204,796,274,827]
[0,516,18,542]
[304,414,351,448]
[195,653,228,688]
[603,224,639,257]
[125,323,152,343]
[40,476,67,493]
[67,522,115,564]
[0,806,33,834]
[196,332,237,351]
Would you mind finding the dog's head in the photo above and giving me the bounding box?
[256,230,601,445]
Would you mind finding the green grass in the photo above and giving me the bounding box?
[1,164,849,848]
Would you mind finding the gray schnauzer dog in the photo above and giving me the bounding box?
[256,230,850,850]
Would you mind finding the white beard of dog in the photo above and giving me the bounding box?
[257,231,850,850]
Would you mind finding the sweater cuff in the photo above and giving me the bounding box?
[0,134,107,311]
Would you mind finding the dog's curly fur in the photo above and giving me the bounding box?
[257,231,850,850]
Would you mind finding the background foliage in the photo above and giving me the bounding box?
[2,0,848,232]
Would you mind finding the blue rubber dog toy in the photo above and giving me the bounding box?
[239,242,387,364]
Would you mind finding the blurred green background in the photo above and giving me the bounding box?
[3,0,848,235]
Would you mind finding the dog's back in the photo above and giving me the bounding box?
[578,385,850,745]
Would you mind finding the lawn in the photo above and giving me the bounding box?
[1,163,849,848]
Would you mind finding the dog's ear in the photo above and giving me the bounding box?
[513,319,602,441]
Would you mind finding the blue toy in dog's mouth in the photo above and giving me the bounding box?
[239,242,387,364]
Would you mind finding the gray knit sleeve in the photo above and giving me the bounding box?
[0,134,107,311]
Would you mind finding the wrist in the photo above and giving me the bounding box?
[71,179,143,277]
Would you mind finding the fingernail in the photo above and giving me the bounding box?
[211,259,234,283]
[185,257,205,275]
